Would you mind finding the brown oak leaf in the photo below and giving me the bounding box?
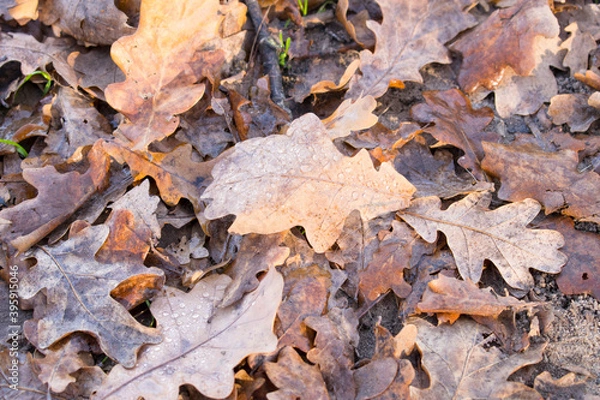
[561,22,597,76]
[346,0,477,99]
[38,0,135,45]
[0,141,109,253]
[409,317,546,399]
[105,0,235,150]
[399,191,567,291]
[19,224,164,367]
[548,93,600,132]
[322,95,378,140]
[265,346,329,400]
[93,267,283,400]
[394,136,494,198]
[410,89,495,179]
[202,113,415,253]
[451,0,559,94]
[481,141,600,224]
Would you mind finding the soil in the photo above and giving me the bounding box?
[282,14,600,397]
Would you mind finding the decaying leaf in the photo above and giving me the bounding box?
[451,0,559,93]
[290,58,360,103]
[346,0,477,99]
[409,317,546,399]
[202,113,415,253]
[105,0,234,150]
[394,136,494,198]
[19,224,164,367]
[0,348,51,399]
[561,22,596,76]
[93,267,283,400]
[399,191,567,291]
[481,141,600,224]
[548,93,600,132]
[410,89,495,179]
[38,0,135,45]
[265,346,329,400]
[0,141,109,253]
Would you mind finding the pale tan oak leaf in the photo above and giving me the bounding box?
[201,113,416,253]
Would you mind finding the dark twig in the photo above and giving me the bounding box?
[243,0,290,114]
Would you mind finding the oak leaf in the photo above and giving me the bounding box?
[264,347,329,400]
[202,113,415,253]
[548,93,600,132]
[321,95,378,140]
[70,47,125,101]
[409,318,546,399]
[561,22,597,76]
[0,348,51,399]
[398,191,567,291]
[105,0,234,150]
[290,58,360,103]
[394,136,494,198]
[19,224,164,367]
[410,89,495,179]
[451,0,559,94]
[0,141,109,253]
[38,0,135,45]
[481,141,600,224]
[345,0,477,99]
[93,267,283,400]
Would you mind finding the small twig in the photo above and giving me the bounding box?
[243,0,290,114]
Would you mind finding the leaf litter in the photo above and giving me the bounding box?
[0,0,599,398]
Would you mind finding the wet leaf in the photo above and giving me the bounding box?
[202,113,415,253]
[93,267,283,400]
[399,191,567,291]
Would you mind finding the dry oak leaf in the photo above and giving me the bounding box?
[19,224,164,368]
[481,141,600,224]
[394,136,494,199]
[345,0,477,99]
[561,22,597,76]
[37,0,135,45]
[0,141,109,253]
[264,346,329,400]
[416,274,543,324]
[410,88,495,180]
[290,58,360,103]
[547,93,600,132]
[93,267,283,400]
[409,317,546,399]
[202,113,415,253]
[321,95,378,140]
[451,0,559,94]
[102,141,216,219]
[0,348,52,400]
[398,191,567,291]
[105,0,232,150]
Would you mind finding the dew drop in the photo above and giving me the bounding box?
[300,165,312,173]
[337,173,344,180]
[179,303,186,309]
[202,292,211,298]
[172,313,179,318]
[352,192,359,200]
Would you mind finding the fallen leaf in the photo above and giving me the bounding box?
[410,89,495,179]
[409,317,545,399]
[335,0,375,47]
[69,47,125,101]
[534,371,590,400]
[38,0,135,45]
[8,0,38,24]
[305,307,359,399]
[0,32,79,89]
[0,141,109,253]
[93,267,283,400]
[32,334,98,393]
[353,358,398,400]
[19,224,164,367]
[102,141,215,219]
[398,191,567,291]
[534,215,600,300]
[451,0,559,93]
[346,0,477,99]
[561,22,597,76]
[394,136,494,198]
[0,348,50,399]
[219,232,289,307]
[202,113,415,253]
[547,93,600,132]
[358,221,416,305]
[322,95,378,140]
[290,58,360,103]
[264,346,329,400]
[481,141,600,224]
[105,0,230,150]
[43,87,112,161]
[490,36,564,118]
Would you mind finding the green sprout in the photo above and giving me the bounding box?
[0,139,28,158]
[317,0,335,13]
[297,0,308,16]
[278,31,292,68]
[13,70,53,101]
